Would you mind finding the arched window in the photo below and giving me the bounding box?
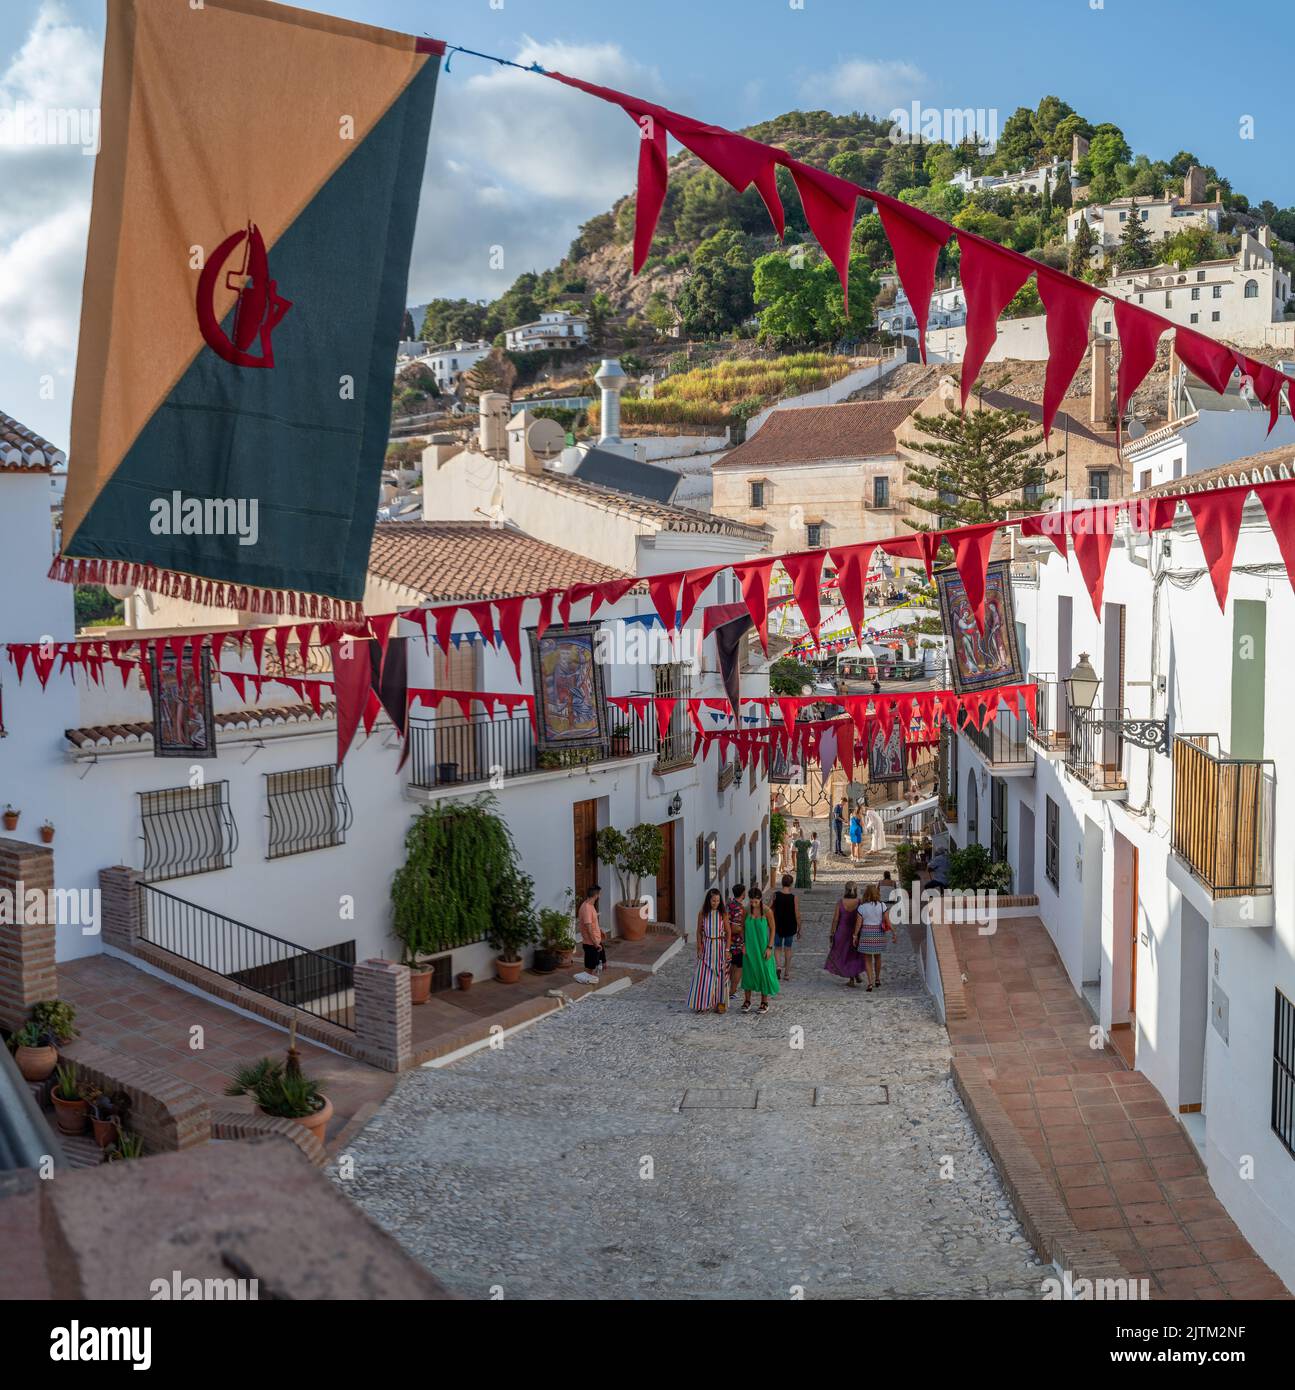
[1244,279,1259,299]
[966,769,979,843]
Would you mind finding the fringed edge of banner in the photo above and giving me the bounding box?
[47,556,366,623]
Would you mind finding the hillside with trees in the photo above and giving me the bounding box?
[418,97,1295,363]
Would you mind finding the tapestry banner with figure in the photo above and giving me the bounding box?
[937,560,1026,695]
[528,624,608,752]
[148,644,215,758]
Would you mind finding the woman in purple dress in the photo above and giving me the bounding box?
[824,881,866,987]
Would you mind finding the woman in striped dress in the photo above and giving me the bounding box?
[854,882,893,992]
[687,888,730,1013]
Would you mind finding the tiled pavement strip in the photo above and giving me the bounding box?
[943,914,1289,1299]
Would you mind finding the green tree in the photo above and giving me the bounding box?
[420,297,486,345]
[460,347,517,402]
[752,248,877,348]
[401,309,415,340]
[1069,214,1098,277]
[995,106,1043,169]
[1116,203,1155,271]
[905,392,1059,528]
[676,228,754,337]
[587,290,613,348]
[644,290,675,336]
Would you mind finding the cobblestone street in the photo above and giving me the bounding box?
[340,830,1045,1299]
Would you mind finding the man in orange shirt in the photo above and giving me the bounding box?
[576,883,605,984]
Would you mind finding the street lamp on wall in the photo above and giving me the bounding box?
[1064,653,1169,755]
[1064,653,1101,713]
[668,792,682,816]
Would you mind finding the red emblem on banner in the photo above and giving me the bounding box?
[196,221,292,368]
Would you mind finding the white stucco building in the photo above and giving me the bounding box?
[951,156,1067,197]
[941,459,1295,1290]
[423,339,491,390]
[1067,169,1222,253]
[504,311,589,353]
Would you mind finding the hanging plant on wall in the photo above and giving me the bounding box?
[390,794,531,959]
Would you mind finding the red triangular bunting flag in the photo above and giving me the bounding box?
[1113,300,1167,438]
[956,234,1033,408]
[781,550,825,646]
[1036,266,1101,439]
[1186,488,1249,610]
[947,523,998,632]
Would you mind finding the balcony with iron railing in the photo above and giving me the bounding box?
[1064,705,1130,796]
[1171,734,1275,898]
[1026,673,1070,755]
[408,702,659,791]
[960,701,1035,774]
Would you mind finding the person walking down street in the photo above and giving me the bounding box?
[824,881,866,986]
[771,874,802,982]
[576,884,606,984]
[831,799,845,856]
[854,882,893,992]
[808,832,820,883]
[687,887,730,1014]
[740,889,779,1013]
[848,807,863,863]
[793,832,812,890]
[727,882,746,1000]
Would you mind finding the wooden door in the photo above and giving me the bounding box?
[573,800,599,901]
[656,821,676,925]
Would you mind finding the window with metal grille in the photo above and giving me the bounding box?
[873,476,890,508]
[1274,989,1295,1160]
[750,481,765,508]
[140,781,238,882]
[806,522,822,548]
[266,765,352,859]
[653,662,693,769]
[990,778,1007,862]
[1045,796,1060,891]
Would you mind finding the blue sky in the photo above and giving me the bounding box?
[2,0,1291,447]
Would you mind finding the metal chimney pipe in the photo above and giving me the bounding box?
[595,359,626,446]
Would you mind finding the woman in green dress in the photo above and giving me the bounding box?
[740,888,780,1013]
[793,837,812,890]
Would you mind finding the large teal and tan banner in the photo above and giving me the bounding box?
[57,0,441,618]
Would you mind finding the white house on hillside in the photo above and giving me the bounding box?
[504,311,588,353]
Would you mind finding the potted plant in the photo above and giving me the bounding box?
[107,1130,145,1161]
[435,761,460,785]
[225,1057,332,1148]
[539,901,578,968]
[30,1000,77,1045]
[51,1062,88,1135]
[38,821,54,844]
[89,1090,132,1149]
[609,721,632,757]
[8,1021,59,1082]
[2,805,19,831]
[456,971,474,991]
[596,823,663,942]
[487,868,539,983]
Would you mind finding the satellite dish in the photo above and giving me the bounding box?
[526,416,565,462]
[105,584,131,600]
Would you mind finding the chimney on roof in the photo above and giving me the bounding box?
[595,358,627,448]
[1184,165,1206,204]
[478,392,508,455]
[1259,225,1272,249]
[1090,337,1112,427]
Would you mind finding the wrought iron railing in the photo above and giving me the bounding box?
[138,883,355,1030]
[139,781,239,882]
[1027,674,1067,751]
[1064,706,1128,791]
[961,707,1033,766]
[408,705,656,790]
[1172,734,1275,897]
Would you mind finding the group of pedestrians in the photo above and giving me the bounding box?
[687,855,897,1014]
[831,797,886,863]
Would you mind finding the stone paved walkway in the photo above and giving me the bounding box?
[340,828,1045,1299]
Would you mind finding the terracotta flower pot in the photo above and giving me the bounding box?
[408,967,433,1006]
[554,948,575,968]
[261,1094,332,1148]
[91,1115,119,1149]
[614,901,649,942]
[495,956,523,985]
[15,1044,58,1083]
[39,826,54,844]
[2,813,18,831]
[52,1093,89,1136]
[456,972,473,991]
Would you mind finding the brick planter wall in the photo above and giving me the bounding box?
[0,838,56,1029]
[59,1038,210,1153]
[98,866,143,953]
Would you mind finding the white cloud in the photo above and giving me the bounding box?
[407,37,667,307]
[0,2,99,439]
[799,58,928,118]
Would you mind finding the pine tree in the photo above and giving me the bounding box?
[1068,214,1097,278]
[1116,201,1155,271]
[905,385,1060,529]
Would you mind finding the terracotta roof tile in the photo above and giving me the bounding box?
[520,468,769,539]
[65,702,336,750]
[0,411,64,471]
[367,520,633,601]
[714,399,921,470]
